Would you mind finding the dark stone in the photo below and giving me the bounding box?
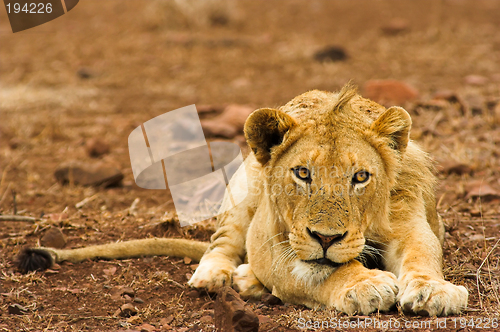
[214,286,259,332]
[313,46,348,62]
[261,293,283,306]
[54,161,123,187]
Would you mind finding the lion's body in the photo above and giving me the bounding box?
[19,85,468,316]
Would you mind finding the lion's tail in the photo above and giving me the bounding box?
[16,238,209,273]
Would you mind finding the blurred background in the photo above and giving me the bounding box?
[0,0,499,330]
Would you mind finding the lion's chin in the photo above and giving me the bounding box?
[304,258,344,268]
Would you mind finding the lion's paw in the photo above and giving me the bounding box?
[399,275,468,316]
[232,264,268,299]
[188,258,235,292]
[334,270,398,315]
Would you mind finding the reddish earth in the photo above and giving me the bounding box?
[0,1,499,331]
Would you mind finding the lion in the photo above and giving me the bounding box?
[17,84,468,316]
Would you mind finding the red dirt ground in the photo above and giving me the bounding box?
[0,1,499,331]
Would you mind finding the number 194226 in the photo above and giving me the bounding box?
[6,3,53,14]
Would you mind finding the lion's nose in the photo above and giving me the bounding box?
[307,229,347,251]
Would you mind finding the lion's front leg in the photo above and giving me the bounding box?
[308,261,399,315]
[257,259,399,315]
[188,219,250,292]
[232,263,268,299]
[385,211,468,316]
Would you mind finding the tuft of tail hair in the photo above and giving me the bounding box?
[16,248,54,274]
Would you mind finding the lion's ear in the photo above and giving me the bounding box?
[370,106,412,153]
[244,108,297,165]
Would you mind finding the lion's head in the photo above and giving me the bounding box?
[244,84,412,283]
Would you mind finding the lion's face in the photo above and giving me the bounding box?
[267,128,389,268]
[244,86,412,281]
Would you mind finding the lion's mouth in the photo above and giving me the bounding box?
[304,257,344,268]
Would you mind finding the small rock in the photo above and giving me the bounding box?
[86,138,110,158]
[161,316,174,325]
[381,18,410,35]
[8,304,29,315]
[196,105,225,117]
[77,67,94,79]
[199,315,213,323]
[138,323,156,332]
[432,90,457,101]
[120,303,138,317]
[432,90,468,115]
[124,294,133,302]
[133,297,145,304]
[113,308,122,317]
[54,161,123,187]
[464,75,489,86]
[201,121,239,138]
[363,80,419,105]
[160,324,172,331]
[103,266,117,276]
[183,257,192,265]
[111,286,136,301]
[221,104,255,127]
[214,286,259,332]
[187,289,199,298]
[464,94,485,114]
[8,138,22,149]
[468,234,485,241]
[231,77,251,89]
[258,315,271,324]
[465,182,500,201]
[469,210,482,217]
[261,293,283,306]
[313,46,348,62]
[40,227,66,249]
[201,104,254,138]
[437,161,474,176]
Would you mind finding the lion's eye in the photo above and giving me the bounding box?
[352,171,370,184]
[293,167,311,182]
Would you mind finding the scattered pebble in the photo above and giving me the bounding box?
[381,18,410,35]
[54,161,123,187]
[186,289,199,298]
[199,315,213,324]
[77,67,94,79]
[437,160,474,176]
[261,293,283,306]
[138,323,156,332]
[201,104,254,138]
[464,74,489,86]
[103,266,117,276]
[120,303,139,317]
[160,316,174,325]
[111,286,136,301]
[40,227,66,249]
[313,45,348,62]
[86,138,110,158]
[465,183,500,201]
[258,314,271,324]
[363,79,419,105]
[8,304,29,315]
[214,286,259,332]
[134,297,145,304]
